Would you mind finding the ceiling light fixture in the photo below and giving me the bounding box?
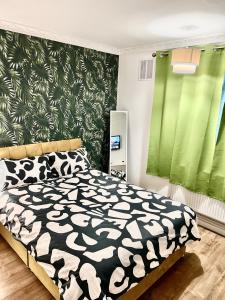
[171,48,201,74]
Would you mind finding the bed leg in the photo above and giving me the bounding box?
[27,250,30,268]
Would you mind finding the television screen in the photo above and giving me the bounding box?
[111,135,120,150]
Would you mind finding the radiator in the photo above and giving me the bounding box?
[169,183,225,236]
[144,175,225,236]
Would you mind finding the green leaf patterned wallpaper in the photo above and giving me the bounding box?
[0,29,118,171]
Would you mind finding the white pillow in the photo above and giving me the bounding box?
[0,155,51,191]
[47,147,91,178]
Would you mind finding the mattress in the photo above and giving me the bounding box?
[0,169,200,300]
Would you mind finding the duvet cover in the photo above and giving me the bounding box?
[0,169,200,300]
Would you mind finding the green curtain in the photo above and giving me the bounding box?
[147,48,225,202]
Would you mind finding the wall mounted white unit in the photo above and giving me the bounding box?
[171,47,201,74]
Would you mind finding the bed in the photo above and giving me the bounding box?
[0,139,200,300]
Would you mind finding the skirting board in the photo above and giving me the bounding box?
[197,212,225,237]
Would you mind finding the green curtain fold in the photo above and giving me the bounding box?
[147,49,225,202]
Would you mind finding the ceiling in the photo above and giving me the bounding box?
[0,0,225,54]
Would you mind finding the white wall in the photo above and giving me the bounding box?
[117,50,169,193]
[117,49,225,227]
[117,51,152,185]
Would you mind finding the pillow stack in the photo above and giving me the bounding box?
[0,147,90,191]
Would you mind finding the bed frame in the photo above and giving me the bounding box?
[0,138,186,300]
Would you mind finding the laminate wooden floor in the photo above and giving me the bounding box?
[0,226,224,300]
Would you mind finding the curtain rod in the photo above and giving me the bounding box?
[152,45,225,57]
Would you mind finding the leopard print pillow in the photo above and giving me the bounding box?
[0,155,51,191]
[47,147,91,178]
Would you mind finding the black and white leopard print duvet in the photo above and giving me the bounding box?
[0,169,200,300]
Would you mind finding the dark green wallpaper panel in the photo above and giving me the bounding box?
[0,29,118,171]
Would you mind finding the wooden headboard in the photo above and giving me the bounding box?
[0,138,82,159]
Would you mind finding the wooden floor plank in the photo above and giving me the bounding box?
[140,227,225,300]
[0,226,225,300]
